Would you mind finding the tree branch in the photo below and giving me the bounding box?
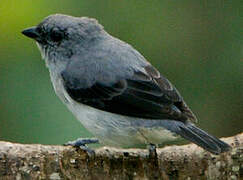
[0,133,242,180]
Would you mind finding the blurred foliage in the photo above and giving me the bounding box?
[0,0,242,145]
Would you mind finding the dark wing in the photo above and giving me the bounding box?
[61,64,197,122]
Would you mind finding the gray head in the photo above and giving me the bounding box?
[22,14,105,65]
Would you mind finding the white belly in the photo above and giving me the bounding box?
[69,102,179,147]
[51,74,179,148]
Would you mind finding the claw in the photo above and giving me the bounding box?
[79,145,95,156]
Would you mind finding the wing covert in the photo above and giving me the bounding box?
[61,63,197,122]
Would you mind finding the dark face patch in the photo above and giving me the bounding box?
[35,23,67,46]
[50,27,64,42]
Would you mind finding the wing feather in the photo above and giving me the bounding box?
[62,64,197,122]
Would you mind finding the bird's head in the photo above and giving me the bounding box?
[22,14,105,67]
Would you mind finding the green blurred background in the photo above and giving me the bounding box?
[0,0,242,145]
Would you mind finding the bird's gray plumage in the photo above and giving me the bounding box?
[22,14,231,154]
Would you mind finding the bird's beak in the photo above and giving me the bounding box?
[22,26,40,41]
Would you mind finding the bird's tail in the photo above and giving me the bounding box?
[175,122,231,154]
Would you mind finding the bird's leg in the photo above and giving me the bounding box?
[64,138,99,156]
[148,143,158,158]
[147,143,161,178]
[138,130,158,158]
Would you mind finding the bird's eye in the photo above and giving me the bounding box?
[50,28,64,42]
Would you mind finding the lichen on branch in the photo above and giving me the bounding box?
[0,133,242,179]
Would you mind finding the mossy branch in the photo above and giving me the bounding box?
[0,133,242,180]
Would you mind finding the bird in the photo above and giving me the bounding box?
[22,14,231,155]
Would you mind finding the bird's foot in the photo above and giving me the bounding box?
[64,138,99,146]
[148,143,157,158]
[64,138,99,156]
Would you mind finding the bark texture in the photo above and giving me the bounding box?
[0,133,242,180]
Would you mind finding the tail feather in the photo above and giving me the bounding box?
[177,123,231,154]
[187,124,230,152]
